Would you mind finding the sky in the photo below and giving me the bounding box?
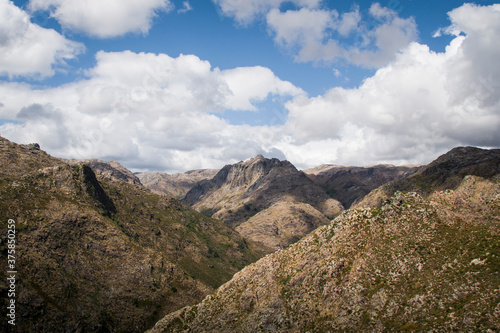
[0,0,499,173]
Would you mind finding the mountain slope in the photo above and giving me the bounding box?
[0,137,263,333]
[150,174,500,332]
[235,201,330,251]
[304,164,421,208]
[357,146,500,208]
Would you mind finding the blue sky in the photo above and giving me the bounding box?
[16,0,461,93]
[1,0,499,172]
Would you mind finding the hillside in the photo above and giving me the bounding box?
[0,137,264,333]
[136,169,218,199]
[150,173,500,332]
[304,164,421,208]
[183,155,343,251]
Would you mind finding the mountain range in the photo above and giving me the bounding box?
[150,146,500,332]
[140,155,417,252]
[1,137,499,332]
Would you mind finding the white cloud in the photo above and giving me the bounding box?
[0,0,84,78]
[0,51,300,172]
[178,1,192,14]
[266,7,337,47]
[222,66,304,111]
[337,6,361,37]
[213,0,321,24]
[277,3,500,168]
[28,0,173,38]
[266,3,417,67]
[348,4,418,68]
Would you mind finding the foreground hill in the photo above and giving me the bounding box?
[183,155,344,251]
[136,170,218,199]
[357,146,500,208]
[0,138,263,333]
[151,175,500,332]
[304,164,421,208]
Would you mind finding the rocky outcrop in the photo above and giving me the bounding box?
[0,137,264,333]
[150,174,500,332]
[66,158,143,185]
[137,169,218,199]
[304,164,421,208]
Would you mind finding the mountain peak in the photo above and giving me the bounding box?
[250,154,266,161]
[183,154,343,233]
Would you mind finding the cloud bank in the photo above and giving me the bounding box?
[0,3,499,172]
[0,51,302,172]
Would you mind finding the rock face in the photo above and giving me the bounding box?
[150,174,500,332]
[357,146,500,208]
[183,155,344,251]
[304,164,421,208]
[137,169,218,199]
[0,137,264,333]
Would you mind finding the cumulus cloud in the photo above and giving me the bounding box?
[0,0,84,78]
[0,51,300,172]
[278,3,500,168]
[28,0,173,38]
[266,3,417,67]
[222,66,304,110]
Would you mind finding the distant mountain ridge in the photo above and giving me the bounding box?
[357,146,500,208]
[136,169,218,199]
[304,164,421,208]
[138,156,425,252]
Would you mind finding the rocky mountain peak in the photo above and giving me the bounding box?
[182,155,344,251]
[304,163,421,208]
[218,155,291,190]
